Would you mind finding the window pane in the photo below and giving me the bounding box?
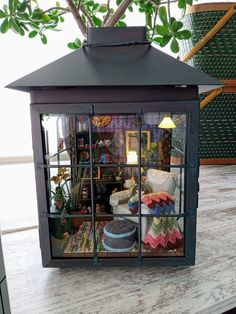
[42,111,187,260]
[141,112,187,166]
[142,217,184,257]
[50,217,94,258]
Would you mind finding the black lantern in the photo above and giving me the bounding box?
[7,27,221,267]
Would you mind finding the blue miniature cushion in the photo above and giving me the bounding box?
[128,195,139,214]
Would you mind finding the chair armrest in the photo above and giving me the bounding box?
[110,189,133,207]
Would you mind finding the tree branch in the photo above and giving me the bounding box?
[80,7,94,27]
[65,0,87,37]
[104,0,132,27]
[76,0,93,28]
[43,7,70,14]
[167,0,171,23]
[151,7,158,39]
[103,0,111,26]
[149,0,178,6]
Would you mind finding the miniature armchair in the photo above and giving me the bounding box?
[110,169,178,241]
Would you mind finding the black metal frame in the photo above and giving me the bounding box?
[30,89,199,267]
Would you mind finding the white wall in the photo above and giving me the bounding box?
[0,1,145,158]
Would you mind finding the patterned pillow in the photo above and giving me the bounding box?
[128,195,139,214]
[128,183,152,214]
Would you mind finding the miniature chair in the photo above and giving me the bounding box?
[110,169,178,241]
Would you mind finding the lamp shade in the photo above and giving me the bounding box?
[127,151,138,164]
[158,116,176,129]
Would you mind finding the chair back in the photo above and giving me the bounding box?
[145,169,178,195]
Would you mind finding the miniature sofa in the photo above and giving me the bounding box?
[110,169,178,241]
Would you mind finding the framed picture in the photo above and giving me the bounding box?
[126,130,151,157]
[83,167,100,180]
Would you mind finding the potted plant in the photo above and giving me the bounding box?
[50,167,85,239]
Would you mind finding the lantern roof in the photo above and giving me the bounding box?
[7,27,221,93]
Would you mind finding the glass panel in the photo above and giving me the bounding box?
[170,166,185,215]
[42,111,187,260]
[42,114,90,166]
[92,113,138,165]
[97,217,139,258]
[50,217,94,258]
[141,112,187,166]
[171,114,187,165]
[142,217,184,257]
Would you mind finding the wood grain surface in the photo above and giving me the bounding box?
[1,165,236,314]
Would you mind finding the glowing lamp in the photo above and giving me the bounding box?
[158,116,176,129]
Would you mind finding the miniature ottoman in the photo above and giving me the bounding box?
[103,220,136,252]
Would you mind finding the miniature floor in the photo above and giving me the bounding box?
[2,165,236,314]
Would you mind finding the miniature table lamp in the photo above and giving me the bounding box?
[127,151,138,185]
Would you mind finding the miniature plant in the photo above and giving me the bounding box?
[51,165,84,211]
[51,167,71,210]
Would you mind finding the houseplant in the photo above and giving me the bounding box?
[0,0,193,53]
[50,166,84,239]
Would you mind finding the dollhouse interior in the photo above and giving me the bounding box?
[43,112,186,258]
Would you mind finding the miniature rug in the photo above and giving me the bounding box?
[64,221,107,253]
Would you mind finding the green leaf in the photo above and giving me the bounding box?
[86,1,94,6]
[67,42,79,50]
[116,0,122,5]
[175,29,191,39]
[128,5,133,12]
[0,9,7,19]
[178,0,186,9]
[159,6,168,25]
[170,37,179,53]
[20,22,29,31]
[9,17,20,33]
[40,33,47,44]
[16,12,29,19]
[117,21,126,27]
[92,16,102,26]
[99,6,107,13]
[17,1,27,12]
[8,0,14,12]
[42,14,51,23]
[171,20,183,33]
[146,12,152,28]
[160,35,172,47]
[8,0,18,12]
[152,37,162,44]
[0,18,9,33]
[186,0,193,5]
[139,8,145,13]
[92,3,99,11]
[56,1,60,7]
[18,26,25,36]
[59,16,64,22]
[155,24,170,36]
[3,5,9,14]
[74,37,81,47]
[32,11,43,20]
[29,30,37,38]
